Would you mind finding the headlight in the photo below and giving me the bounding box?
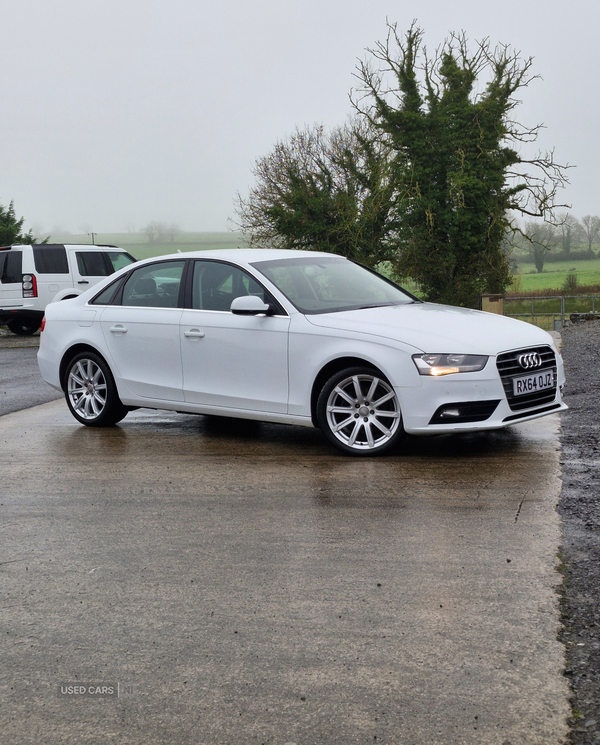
[412,354,488,376]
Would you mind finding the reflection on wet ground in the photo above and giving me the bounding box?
[0,402,569,745]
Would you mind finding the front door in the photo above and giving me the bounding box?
[180,260,290,412]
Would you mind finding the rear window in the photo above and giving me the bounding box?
[33,246,69,274]
[0,251,23,284]
[76,251,136,277]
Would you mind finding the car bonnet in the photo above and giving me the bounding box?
[304,302,554,356]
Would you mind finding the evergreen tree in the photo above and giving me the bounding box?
[356,23,568,306]
[0,200,37,245]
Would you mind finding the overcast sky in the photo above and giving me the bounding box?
[2,0,599,234]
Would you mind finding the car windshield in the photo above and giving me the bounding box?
[251,256,416,314]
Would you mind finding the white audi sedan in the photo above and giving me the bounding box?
[38,249,567,456]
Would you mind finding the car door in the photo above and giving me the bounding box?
[180,260,290,412]
[100,260,186,401]
[69,249,136,292]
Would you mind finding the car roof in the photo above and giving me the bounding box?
[7,243,126,250]
[136,248,343,264]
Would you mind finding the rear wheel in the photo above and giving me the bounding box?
[316,367,404,456]
[64,352,128,427]
[6,319,40,336]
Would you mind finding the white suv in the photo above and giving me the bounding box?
[0,243,136,335]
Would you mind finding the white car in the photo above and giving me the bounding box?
[0,243,136,335]
[37,249,567,456]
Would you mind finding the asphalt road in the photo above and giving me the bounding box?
[0,395,569,744]
[0,345,62,416]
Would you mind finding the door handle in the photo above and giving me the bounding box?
[184,329,205,338]
[109,325,127,334]
[78,280,90,285]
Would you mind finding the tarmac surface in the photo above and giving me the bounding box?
[0,394,570,744]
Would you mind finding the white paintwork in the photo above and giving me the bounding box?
[180,309,290,412]
[100,305,184,401]
[0,244,135,321]
[38,248,567,441]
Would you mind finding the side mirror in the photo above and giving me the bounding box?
[230,295,271,316]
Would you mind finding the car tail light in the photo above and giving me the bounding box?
[22,273,37,298]
[40,316,46,333]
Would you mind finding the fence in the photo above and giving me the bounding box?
[503,295,600,330]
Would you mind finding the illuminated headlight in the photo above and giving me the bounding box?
[412,354,488,376]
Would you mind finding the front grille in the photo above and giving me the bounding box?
[496,345,557,412]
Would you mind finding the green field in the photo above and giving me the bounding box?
[48,231,251,260]
[45,232,600,295]
[511,258,600,293]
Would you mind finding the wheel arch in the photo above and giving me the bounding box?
[59,344,107,391]
[310,356,384,427]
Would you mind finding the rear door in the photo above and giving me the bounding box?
[31,246,73,306]
[99,259,186,401]
[68,249,136,292]
[0,250,23,307]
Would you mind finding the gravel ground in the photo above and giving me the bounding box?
[558,319,600,743]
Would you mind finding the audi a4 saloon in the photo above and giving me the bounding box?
[37,249,567,455]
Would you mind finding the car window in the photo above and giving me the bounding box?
[107,252,136,272]
[76,251,136,277]
[252,256,415,314]
[0,251,23,284]
[90,277,124,306]
[191,261,277,312]
[76,251,110,276]
[121,261,185,308]
[33,246,69,274]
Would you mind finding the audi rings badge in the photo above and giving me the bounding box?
[518,352,543,370]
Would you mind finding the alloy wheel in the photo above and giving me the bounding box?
[325,373,401,451]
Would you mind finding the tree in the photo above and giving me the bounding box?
[580,215,600,256]
[141,221,169,244]
[557,212,581,256]
[236,118,398,267]
[0,200,37,245]
[523,221,557,273]
[165,223,181,244]
[354,23,569,307]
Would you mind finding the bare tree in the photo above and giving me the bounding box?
[141,221,169,244]
[556,212,582,256]
[580,215,600,256]
[522,221,558,273]
[165,223,181,244]
[235,117,397,267]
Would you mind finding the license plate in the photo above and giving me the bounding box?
[513,370,555,396]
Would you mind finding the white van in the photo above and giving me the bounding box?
[0,244,136,335]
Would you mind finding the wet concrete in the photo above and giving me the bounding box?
[0,401,569,744]
[0,347,62,416]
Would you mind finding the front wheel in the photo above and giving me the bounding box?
[64,352,128,427]
[316,367,404,456]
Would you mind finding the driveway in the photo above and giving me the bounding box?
[0,400,569,744]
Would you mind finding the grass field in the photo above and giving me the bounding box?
[46,231,600,295]
[511,258,600,293]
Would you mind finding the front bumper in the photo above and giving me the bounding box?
[399,352,567,435]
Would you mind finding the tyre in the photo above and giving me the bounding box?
[64,351,128,427]
[316,366,404,456]
[6,319,41,336]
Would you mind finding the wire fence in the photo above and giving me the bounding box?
[504,295,600,330]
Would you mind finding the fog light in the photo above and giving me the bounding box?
[439,408,461,418]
